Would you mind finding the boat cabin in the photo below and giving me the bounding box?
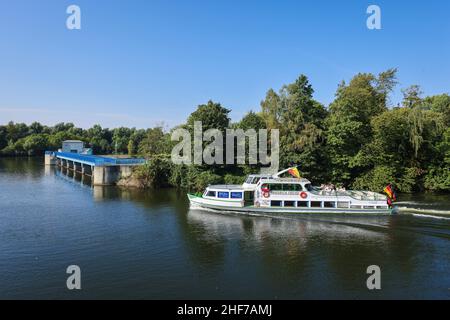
[242,174,273,190]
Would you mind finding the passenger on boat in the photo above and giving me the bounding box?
[321,183,336,192]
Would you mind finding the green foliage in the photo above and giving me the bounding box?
[168,165,222,191]
[127,129,146,155]
[402,85,423,108]
[424,166,450,192]
[325,70,397,185]
[422,94,450,126]
[352,166,397,192]
[260,75,328,182]
[235,111,266,130]
[133,156,172,188]
[187,100,230,131]
[112,127,133,154]
[22,134,49,156]
[224,173,245,185]
[138,127,170,156]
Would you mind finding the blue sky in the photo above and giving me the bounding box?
[0,0,449,128]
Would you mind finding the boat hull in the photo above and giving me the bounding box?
[188,194,393,215]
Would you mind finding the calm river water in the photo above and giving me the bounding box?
[0,158,449,299]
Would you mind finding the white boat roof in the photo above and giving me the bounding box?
[207,185,244,191]
[260,177,311,183]
[247,174,272,177]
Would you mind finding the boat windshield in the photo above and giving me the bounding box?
[304,183,318,192]
[245,176,261,184]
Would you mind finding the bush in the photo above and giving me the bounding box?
[133,156,172,188]
[424,167,450,192]
[352,166,397,192]
[224,173,245,185]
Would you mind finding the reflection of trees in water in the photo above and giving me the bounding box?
[91,187,228,268]
[186,211,400,296]
[0,157,44,180]
[92,186,188,208]
[314,216,435,298]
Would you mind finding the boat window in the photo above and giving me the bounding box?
[245,177,253,184]
[363,206,375,209]
[311,201,322,208]
[304,183,313,191]
[350,205,362,209]
[297,201,309,207]
[337,202,349,208]
[231,192,243,199]
[270,184,283,191]
[206,191,216,197]
[324,201,336,208]
[284,201,296,207]
[283,184,302,191]
[252,177,260,184]
[217,192,230,198]
[270,200,282,207]
[244,191,254,201]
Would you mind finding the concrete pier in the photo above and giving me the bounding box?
[45,151,145,186]
[44,153,56,165]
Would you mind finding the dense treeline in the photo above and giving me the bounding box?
[0,122,169,157]
[1,69,449,192]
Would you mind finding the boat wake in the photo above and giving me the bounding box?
[411,214,450,220]
[397,206,450,220]
[395,201,434,206]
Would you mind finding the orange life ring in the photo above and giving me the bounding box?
[263,191,270,198]
[300,191,307,199]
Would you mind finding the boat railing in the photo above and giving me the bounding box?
[270,191,302,196]
[308,189,385,200]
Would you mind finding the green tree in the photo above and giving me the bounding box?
[260,75,329,181]
[235,111,266,130]
[22,134,49,155]
[112,127,133,154]
[29,122,44,134]
[85,125,112,154]
[325,69,397,185]
[402,85,423,108]
[0,125,7,150]
[187,100,230,131]
[422,93,450,126]
[127,129,146,155]
[138,127,169,157]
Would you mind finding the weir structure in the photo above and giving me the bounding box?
[45,151,146,186]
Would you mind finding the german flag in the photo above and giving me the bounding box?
[384,184,395,200]
[288,167,301,179]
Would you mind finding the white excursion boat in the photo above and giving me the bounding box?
[188,168,394,215]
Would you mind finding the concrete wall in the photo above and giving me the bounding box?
[92,165,135,185]
[44,154,56,165]
[49,154,136,186]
